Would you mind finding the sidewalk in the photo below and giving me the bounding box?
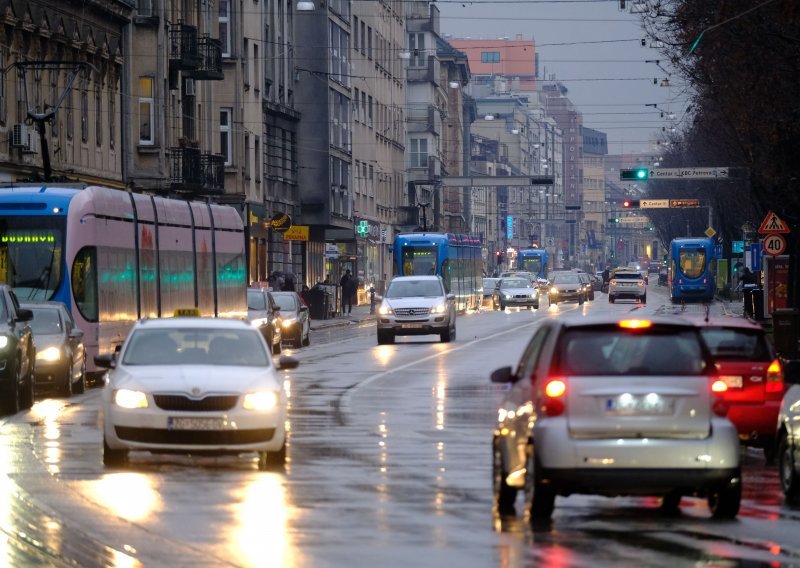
[309,303,375,331]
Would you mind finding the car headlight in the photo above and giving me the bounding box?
[114,389,149,409]
[281,318,297,328]
[530,291,538,298]
[550,287,559,294]
[0,336,7,349]
[250,318,264,327]
[36,346,61,362]
[504,294,512,300]
[243,391,280,411]
[431,303,447,314]
[378,303,393,315]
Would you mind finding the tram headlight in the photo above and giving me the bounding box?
[378,302,393,315]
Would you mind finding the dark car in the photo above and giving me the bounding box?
[547,273,585,305]
[272,291,311,348]
[247,288,282,354]
[577,272,595,301]
[0,286,35,414]
[21,302,86,397]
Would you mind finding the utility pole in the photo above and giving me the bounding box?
[419,201,430,232]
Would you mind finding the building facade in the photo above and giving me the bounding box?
[581,126,608,271]
[449,35,536,94]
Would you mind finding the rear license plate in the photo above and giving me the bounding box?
[400,323,424,329]
[720,375,743,388]
[606,395,674,416]
[168,417,225,430]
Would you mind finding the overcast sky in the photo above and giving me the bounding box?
[437,0,688,155]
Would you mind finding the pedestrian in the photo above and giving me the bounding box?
[323,274,332,285]
[340,269,356,315]
[282,273,296,291]
[741,266,756,286]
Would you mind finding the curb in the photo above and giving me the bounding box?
[310,316,374,331]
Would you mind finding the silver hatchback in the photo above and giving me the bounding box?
[491,316,741,522]
[376,276,456,344]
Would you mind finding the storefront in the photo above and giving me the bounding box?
[242,203,270,286]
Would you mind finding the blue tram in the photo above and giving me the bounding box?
[517,248,548,279]
[668,237,716,303]
[393,232,482,311]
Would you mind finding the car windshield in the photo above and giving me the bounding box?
[28,308,62,335]
[700,328,772,361]
[558,327,707,376]
[247,290,266,310]
[615,273,642,280]
[272,294,298,311]
[122,328,270,367]
[502,279,531,288]
[386,279,442,298]
[483,279,499,290]
[553,274,580,284]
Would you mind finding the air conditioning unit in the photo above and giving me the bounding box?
[12,123,30,148]
[184,78,196,97]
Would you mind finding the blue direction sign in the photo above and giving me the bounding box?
[749,242,763,271]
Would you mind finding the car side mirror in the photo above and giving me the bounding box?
[490,366,517,384]
[299,305,309,312]
[94,353,116,369]
[15,308,33,322]
[375,294,383,301]
[446,293,455,301]
[277,355,299,370]
[69,328,84,340]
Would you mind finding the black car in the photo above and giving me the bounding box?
[0,285,35,414]
[247,288,282,354]
[21,302,86,397]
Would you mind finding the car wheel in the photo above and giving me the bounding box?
[763,436,777,465]
[578,295,584,305]
[707,474,741,519]
[61,358,74,397]
[641,293,647,305]
[20,354,35,409]
[659,491,682,516]
[493,436,517,516]
[103,437,128,467]
[779,434,800,505]
[258,439,287,470]
[73,357,86,395]
[499,300,506,310]
[273,340,282,355]
[302,331,311,347]
[440,324,454,343]
[377,330,394,345]
[524,442,555,524]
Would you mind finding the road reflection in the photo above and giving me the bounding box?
[86,473,162,522]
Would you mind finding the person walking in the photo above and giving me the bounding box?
[340,270,356,315]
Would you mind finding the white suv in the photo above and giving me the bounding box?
[376,276,456,344]
[608,270,647,304]
[491,316,741,522]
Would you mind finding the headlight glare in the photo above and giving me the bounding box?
[431,303,446,314]
[243,391,280,411]
[0,336,7,349]
[281,318,297,328]
[37,346,61,362]
[378,303,393,315]
[550,287,559,294]
[114,389,148,409]
[250,318,264,327]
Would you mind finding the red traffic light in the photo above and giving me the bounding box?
[622,200,640,208]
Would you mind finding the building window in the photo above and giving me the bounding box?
[253,43,259,92]
[49,69,58,137]
[410,138,428,168]
[244,133,250,179]
[95,87,102,146]
[368,95,373,128]
[367,26,373,59]
[409,33,425,67]
[353,16,359,51]
[220,107,232,165]
[360,21,366,55]
[219,0,231,57]
[329,89,350,152]
[328,22,349,86]
[66,82,73,141]
[243,38,250,87]
[80,75,88,143]
[255,136,261,182]
[480,51,501,63]
[109,91,115,150]
[0,48,6,124]
[138,77,154,145]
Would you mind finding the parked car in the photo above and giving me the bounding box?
[777,360,800,504]
[547,272,585,305]
[608,270,647,304]
[492,277,539,310]
[686,316,784,462]
[247,288,282,354]
[490,316,741,521]
[0,285,35,414]
[22,302,86,396]
[376,275,456,344]
[271,291,311,348]
[482,278,500,309]
[96,317,298,469]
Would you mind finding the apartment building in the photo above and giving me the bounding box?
[581,126,608,271]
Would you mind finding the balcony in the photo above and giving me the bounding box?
[169,23,202,71]
[169,148,225,194]
[199,154,225,194]
[190,35,224,81]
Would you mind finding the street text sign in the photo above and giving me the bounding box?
[640,199,670,208]
[670,199,701,208]
[283,225,309,241]
[647,167,729,180]
[763,234,787,256]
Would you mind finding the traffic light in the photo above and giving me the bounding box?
[620,168,649,180]
[622,200,640,208]
[608,218,620,224]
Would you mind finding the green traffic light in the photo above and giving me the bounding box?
[636,169,647,179]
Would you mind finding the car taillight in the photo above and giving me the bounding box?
[542,379,566,417]
[710,379,728,417]
[766,359,784,393]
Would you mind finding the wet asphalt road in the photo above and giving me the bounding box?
[0,284,799,567]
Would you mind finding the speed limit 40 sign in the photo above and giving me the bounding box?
[763,233,787,256]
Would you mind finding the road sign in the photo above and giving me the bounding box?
[646,167,730,180]
[704,227,717,238]
[640,199,670,208]
[732,240,744,254]
[763,234,787,256]
[758,210,790,234]
[749,242,763,271]
[670,199,701,208]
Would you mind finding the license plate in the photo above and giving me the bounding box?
[720,375,743,388]
[606,395,673,416]
[400,323,424,329]
[168,417,225,430]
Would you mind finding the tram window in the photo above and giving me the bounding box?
[679,249,706,279]
[72,246,98,322]
[401,246,437,276]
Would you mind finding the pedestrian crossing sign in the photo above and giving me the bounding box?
[758,211,790,234]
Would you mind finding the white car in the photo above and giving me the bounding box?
[491,316,741,521]
[96,317,298,470]
[776,361,800,504]
[376,275,456,344]
[608,270,647,304]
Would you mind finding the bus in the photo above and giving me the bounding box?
[517,248,548,279]
[0,185,246,374]
[668,237,716,303]
[393,232,482,312]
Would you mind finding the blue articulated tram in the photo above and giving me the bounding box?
[668,237,717,303]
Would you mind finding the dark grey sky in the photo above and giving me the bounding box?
[437,0,688,155]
